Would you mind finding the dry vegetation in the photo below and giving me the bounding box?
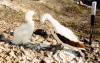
[0,0,100,63]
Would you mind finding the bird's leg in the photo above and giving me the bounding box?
[50,29,61,45]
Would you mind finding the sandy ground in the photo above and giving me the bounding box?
[0,0,100,63]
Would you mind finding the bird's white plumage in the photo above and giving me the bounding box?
[12,10,35,45]
[40,13,79,42]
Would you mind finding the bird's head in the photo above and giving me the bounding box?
[26,10,35,17]
[40,13,52,24]
[25,10,35,22]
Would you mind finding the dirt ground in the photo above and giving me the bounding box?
[0,0,100,63]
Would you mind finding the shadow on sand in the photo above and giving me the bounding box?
[0,33,82,57]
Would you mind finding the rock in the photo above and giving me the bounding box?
[9,50,16,58]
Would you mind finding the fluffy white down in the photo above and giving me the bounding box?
[40,13,79,42]
[12,11,35,45]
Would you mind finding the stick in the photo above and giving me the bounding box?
[89,1,97,45]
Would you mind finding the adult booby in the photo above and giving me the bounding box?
[40,13,87,48]
[12,10,35,45]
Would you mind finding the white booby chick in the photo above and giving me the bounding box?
[12,10,35,45]
[40,13,87,48]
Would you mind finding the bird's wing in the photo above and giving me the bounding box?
[56,33,86,48]
[55,25,79,42]
[14,24,27,33]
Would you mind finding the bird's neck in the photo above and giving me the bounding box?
[27,20,34,24]
[25,15,33,23]
[47,17,60,27]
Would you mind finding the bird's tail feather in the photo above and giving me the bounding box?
[57,33,90,48]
